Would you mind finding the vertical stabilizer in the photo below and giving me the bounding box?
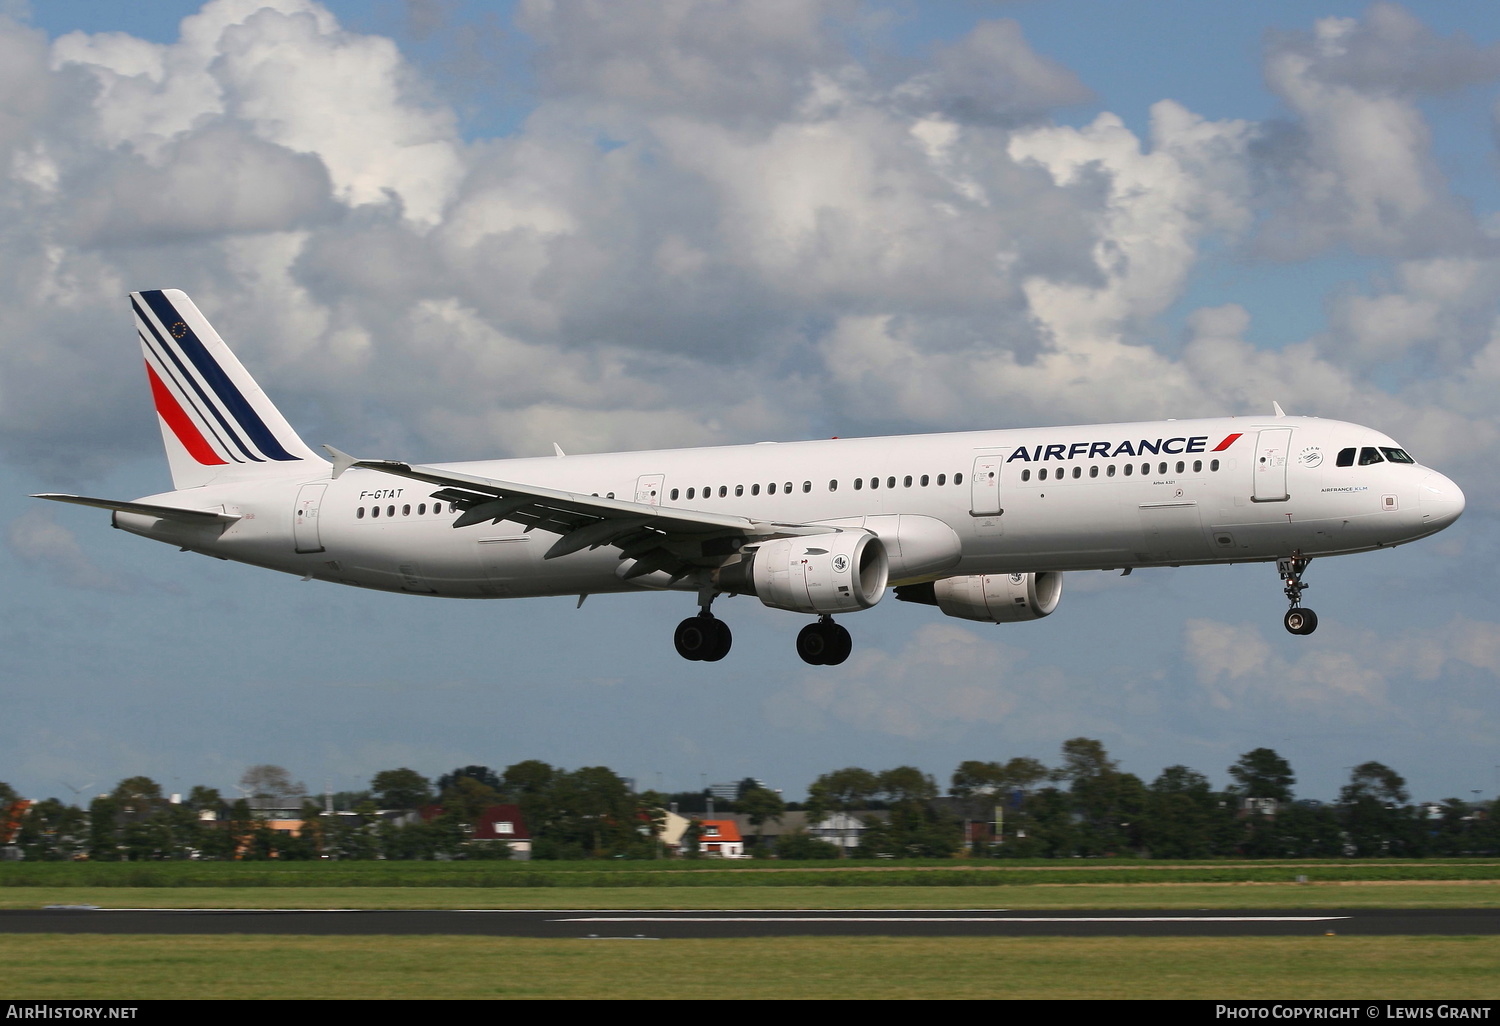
[131,289,326,489]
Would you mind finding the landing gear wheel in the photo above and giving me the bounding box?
[796,617,852,666]
[1277,551,1318,637]
[1284,607,1319,636]
[675,614,732,661]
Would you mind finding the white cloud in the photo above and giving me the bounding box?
[6,507,129,592]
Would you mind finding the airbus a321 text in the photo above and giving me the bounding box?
[36,290,1466,665]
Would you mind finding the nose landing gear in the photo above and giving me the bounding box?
[1278,551,1318,635]
[796,616,852,665]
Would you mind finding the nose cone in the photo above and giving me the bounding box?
[1418,472,1465,533]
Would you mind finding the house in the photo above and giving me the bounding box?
[470,804,533,859]
[697,818,746,858]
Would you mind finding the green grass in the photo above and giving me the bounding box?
[2,881,1498,910]
[4,858,1499,889]
[3,935,1497,1000]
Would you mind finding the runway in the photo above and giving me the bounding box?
[3,908,1496,938]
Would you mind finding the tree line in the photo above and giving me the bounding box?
[2,741,1495,861]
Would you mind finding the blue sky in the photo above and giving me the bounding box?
[3,1,1499,805]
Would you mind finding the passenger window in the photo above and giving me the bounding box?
[1089,466,1098,478]
[735,485,744,497]
[853,478,862,490]
[870,477,879,490]
[1193,460,1202,473]
[1038,468,1047,481]
[1141,463,1150,475]
[803,481,812,493]
[1359,447,1384,466]
[904,476,912,487]
[1021,469,1031,482]
[955,473,964,485]
[784,482,792,494]
[687,487,695,499]
[1071,467,1081,479]
[718,486,728,497]
[670,490,678,501]
[1158,463,1167,476]
[920,475,929,486]
[885,476,894,489]
[1107,465,1116,478]
[387,505,395,518]
[356,507,365,519]
[751,484,759,496]
[418,504,426,515]
[768,482,776,494]
[828,480,838,492]
[1175,462,1184,474]
[402,504,411,516]
[937,474,946,486]
[1210,460,1220,472]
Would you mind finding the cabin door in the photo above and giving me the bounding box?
[293,484,327,553]
[1252,429,1292,502]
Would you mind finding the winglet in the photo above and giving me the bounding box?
[1272,401,1286,418]
[322,444,360,480]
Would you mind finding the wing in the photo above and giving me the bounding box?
[325,447,833,581]
[33,493,241,524]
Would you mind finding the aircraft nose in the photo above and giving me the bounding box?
[1418,472,1465,531]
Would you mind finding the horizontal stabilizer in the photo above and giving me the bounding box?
[32,493,241,524]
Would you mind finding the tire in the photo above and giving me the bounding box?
[1284,608,1318,635]
[674,616,712,660]
[824,623,852,666]
[702,617,733,662]
[796,622,829,665]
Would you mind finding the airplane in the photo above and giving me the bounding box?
[35,289,1466,666]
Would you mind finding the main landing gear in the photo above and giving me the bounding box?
[796,616,852,666]
[674,611,732,662]
[1278,551,1319,636]
[671,598,852,665]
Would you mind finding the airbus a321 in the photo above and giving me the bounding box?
[35,290,1466,665]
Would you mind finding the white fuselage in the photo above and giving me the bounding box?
[112,414,1464,604]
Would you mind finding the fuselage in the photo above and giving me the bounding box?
[114,414,1465,601]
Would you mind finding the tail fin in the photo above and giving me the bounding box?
[132,289,326,489]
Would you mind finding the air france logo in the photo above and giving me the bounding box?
[1005,433,1241,463]
[832,554,850,574]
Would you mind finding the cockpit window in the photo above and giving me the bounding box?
[1336,448,1356,467]
[1359,447,1384,466]
[1380,447,1415,464]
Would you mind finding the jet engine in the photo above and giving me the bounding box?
[717,531,888,615]
[896,572,1063,623]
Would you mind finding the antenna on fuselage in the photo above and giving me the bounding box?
[1272,401,1287,417]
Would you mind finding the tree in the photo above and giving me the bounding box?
[371,768,433,810]
[1340,762,1409,806]
[438,765,504,794]
[239,765,305,801]
[1228,748,1296,803]
[950,757,1049,799]
[1142,765,1230,859]
[737,785,785,849]
[806,767,880,823]
[437,776,503,831]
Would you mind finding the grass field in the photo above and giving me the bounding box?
[4,935,1498,1000]
[4,864,1496,999]
[3,881,1500,909]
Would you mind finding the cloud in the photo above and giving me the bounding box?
[6,506,130,591]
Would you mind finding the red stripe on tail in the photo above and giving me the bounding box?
[146,361,227,466]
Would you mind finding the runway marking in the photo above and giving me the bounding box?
[552,915,1351,923]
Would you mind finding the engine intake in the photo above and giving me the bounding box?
[897,572,1063,623]
[717,532,888,615]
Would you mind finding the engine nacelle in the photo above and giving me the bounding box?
[717,531,888,614]
[931,572,1063,623]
